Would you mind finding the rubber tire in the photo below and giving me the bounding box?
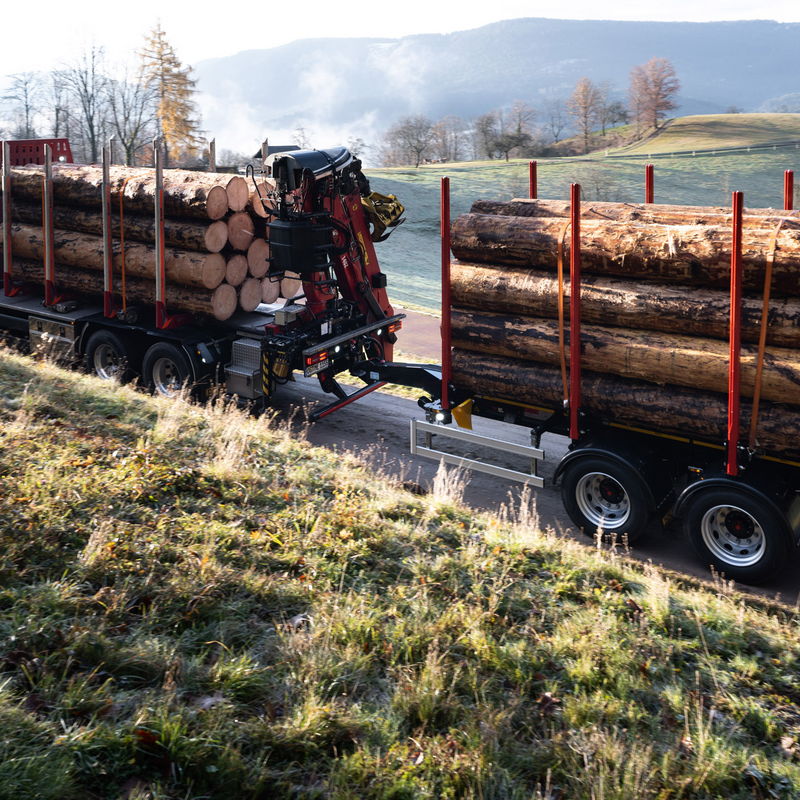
[142,342,192,397]
[682,488,789,585]
[83,330,134,383]
[560,455,653,545]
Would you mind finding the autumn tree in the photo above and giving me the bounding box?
[140,24,202,166]
[629,57,680,131]
[567,77,602,153]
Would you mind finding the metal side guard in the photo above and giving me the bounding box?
[361,192,405,242]
[409,418,545,488]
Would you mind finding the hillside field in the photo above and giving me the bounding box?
[2,348,800,798]
[367,114,800,312]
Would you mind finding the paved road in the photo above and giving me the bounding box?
[270,373,800,605]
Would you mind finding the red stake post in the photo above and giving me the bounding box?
[727,191,744,476]
[645,163,654,204]
[569,183,582,440]
[784,169,794,211]
[529,160,538,199]
[440,176,452,412]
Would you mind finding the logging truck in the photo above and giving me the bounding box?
[1,139,799,586]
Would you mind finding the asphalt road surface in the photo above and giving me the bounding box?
[270,373,800,606]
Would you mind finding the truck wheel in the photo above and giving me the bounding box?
[682,488,788,584]
[84,330,134,383]
[560,456,652,544]
[142,342,192,397]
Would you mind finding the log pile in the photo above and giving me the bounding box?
[450,198,800,458]
[0,163,289,321]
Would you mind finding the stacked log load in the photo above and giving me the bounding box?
[450,198,800,459]
[0,163,289,321]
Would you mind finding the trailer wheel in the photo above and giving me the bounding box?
[84,330,134,383]
[683,488,788,584]
[142,342,192,397]
[560,456,652,544]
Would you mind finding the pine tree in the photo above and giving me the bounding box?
[139,24,201,166]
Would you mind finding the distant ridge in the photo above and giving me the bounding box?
[194,18,800,151]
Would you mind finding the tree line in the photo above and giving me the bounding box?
[381,57,680,167]
[0,25,203,167]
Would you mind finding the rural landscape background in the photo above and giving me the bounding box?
[3,6,800,798]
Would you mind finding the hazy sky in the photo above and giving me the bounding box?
[2,0,799,77]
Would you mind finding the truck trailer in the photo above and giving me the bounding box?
[1,138,798,586]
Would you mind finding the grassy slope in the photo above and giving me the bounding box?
[2,349,800,799]
[612,114,800,155]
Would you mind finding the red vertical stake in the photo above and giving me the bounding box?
[440,176,452,412]
[569,183,582,441]
[645,163,654,204]
[784,170,794,211]
[529,160,538,200]
[727,191,744,477]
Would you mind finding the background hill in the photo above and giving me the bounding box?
[195,18,800,153]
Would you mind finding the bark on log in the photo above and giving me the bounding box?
[451,213,800,295]
[451,262,800,348]
[9,164,229,220]
[280,271,301,299]
[227,211,255,251]
[451,308,800,406]
[261,276,280,304]
[9,201,228,253]
[225,175,249,212]
[3,223,225,289]
[250,181,276,219]
[9,258,237,320]
[451,350,800,459]
[246,238,270,278]
[471,199,800,228]
[238,277,262,312]
[225,254,248,287]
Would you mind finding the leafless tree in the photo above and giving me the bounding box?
[473,112,500,159]
[629,57,680,131]
[59,46,109,163]
[542,97,569,142]
[382,115,435,167]
[347,137,368,159]
[2,72,41,138]
[293,126,311,149]
[567,77,602,153]
[106,65,156,165]
[431,116,466,162]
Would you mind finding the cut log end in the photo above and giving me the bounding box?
[239,277,263,312]
[280,271,301,299]
[225,254,248,287]
[227,211,255,251]
[226,175,250,212]
[261,276,280,304]
[203,220,229,253]
[250,181,276,218]
[206,186,229,220]
[201,253,227,289]
[212,283,238,320]
[247,238,270,278]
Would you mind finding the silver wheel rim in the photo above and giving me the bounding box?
[700,504,765,567]
[575,471,631,530]
[151,356,185,396]
[93,342,125,380]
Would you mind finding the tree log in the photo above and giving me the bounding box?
[471,199,800,228]
[8,202,228,253]
[3,224,225,289]
[9,164,229,220]
[238,277,262,312]
[225,175,249,212]
[451,213,800,295]
[451,350,800,459]
[227,211,255,251]
[280,271,301,299]
[451,262,800,348]
[9,258,236,320]
[261,276,280,304]
[452,308,800,406]
[246,238,270,278]
[250,181,276,219]
[225,254,248,287]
